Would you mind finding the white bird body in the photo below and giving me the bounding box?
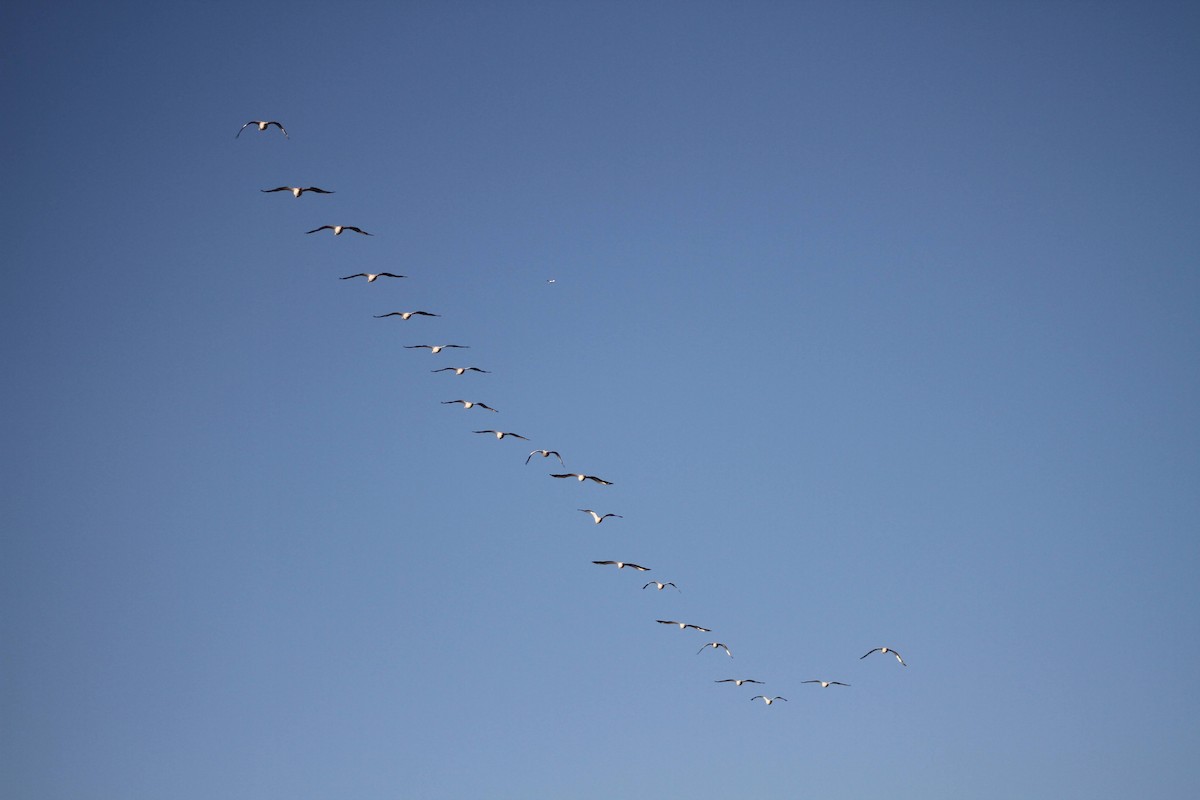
[307,225,372,236]
[656,620,710,632]
[802,680,850,688]
[526,449,564,466]
[262,186,332,197]
[341,273,405,282]
[473,430,529,441]
[861,647,907,666]
[715,679,763,686]
[237,120,288,138]
[697,642,733,657]
[592,560,650,572]
[406,344,468,354]
[433,367,490,376]
[750,695,787,705]
[579,509,622,524]
[642,581,679,592]
[375,311,439,320]
[551,473,613,485]
[443,400,498,412]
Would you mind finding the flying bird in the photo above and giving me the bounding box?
[861,647,907,666]
[592,561,650,572]
[697,642,733,657]
[306,225,372,236]
[405,345,468,354]
[802,680,850,688]
[473,430,529,441]
[642,581,679,592]
[714,679,762,686]
[340,272,405,282]
[656,620,710,632]
[525,449,564,466]
[442,400,498,412]
[261,186,333,197]
[750,696,788,705]
[433,367,490,376]
[237,120,287,138]
[578,509,622,524]
[551,473,613,486]
[374,311,439,320]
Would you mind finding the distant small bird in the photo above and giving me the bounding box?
[802,680,850,688]
[861,647,907,666]
[473,430,529,441]
[656,620,710,632]
[237,120,288,138]
[526,449,564,466]
[340,272,405,282]
[750,695,787,705]
[592,561,650,571]
[697,642,733,657]
[546,279,556,283]
[551,473,613,485]
[715,679,762,686]
[405,345,468,354]
[307,225,372,236]
[579,509,622,524]
[642,581,679,592]
[374,311,439,320]
[261,186,332,197]
[433,367,490,376]
[442,400,498,412]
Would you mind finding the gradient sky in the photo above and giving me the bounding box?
[3,2,1198,798]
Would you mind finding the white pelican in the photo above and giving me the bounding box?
[405,344,468,354]
[802,680,850,688]
[261,186,332,197]
[551,473,613,486]
[861,647,907,666]
[442,400,498,412]
[433,367,490,376]
[697,642,733,657]
[642,581,679,592]
[307,225,372,236]
[237,120,287,138]
[592,561,649,572]
[340,272,405,282]
[750,695,787,705]
[656,620,710,632]
[714,679,762,686]
[473,430,529,441]
[579,509,622,524]
[525,449,563,466]
[374,311,439,320]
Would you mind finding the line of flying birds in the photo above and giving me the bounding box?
[238,117,909,709]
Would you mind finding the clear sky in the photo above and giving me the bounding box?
[3,2,1198,798]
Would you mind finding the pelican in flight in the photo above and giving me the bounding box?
[340,272,405,282]
[642,581,679,592]
[861,647,907,666]
[750,695,787,705]
[237,120,287,138]
[592,561,649,572]
[433,367,490,376]
[306,225,372,236]
[442,400,498,412]
[551,473,613,486]
[405,344,468,354]
[714,679,762,686]
[579,509,622,524]
[261,186,332,197]
[473,430,529,441]
[374,311,439,320]
[526,449,564,466]
[656,620,710,632]
[697,642,733,657]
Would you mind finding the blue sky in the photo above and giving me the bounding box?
[3,2,1198,798]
